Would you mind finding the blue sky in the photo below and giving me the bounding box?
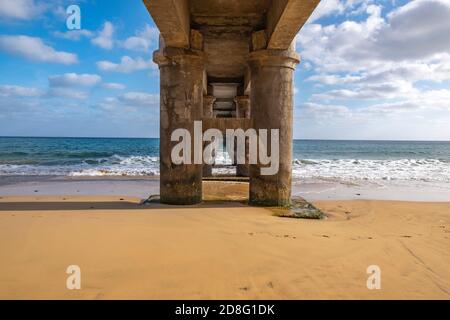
[1,0,450,140]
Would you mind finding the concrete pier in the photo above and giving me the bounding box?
[235,95,251,177]
[248,49,300,206]
[202,95,216,177]
[153,47,205,204]
[145,0,320,206]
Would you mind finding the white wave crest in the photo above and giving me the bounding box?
[2,154,450,183]
[293,158,450,182]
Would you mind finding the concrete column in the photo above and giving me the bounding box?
[248,49,300,207]
[235,95,250,118]
[153,47,205,205]
[202,95,216,177]
[203,95,216,118]
[235,95,251,177]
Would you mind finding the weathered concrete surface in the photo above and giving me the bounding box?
[202,95,216,177]
[202,118,252,132]
[248,49,300,207]
[145,0,317,78]
[235,95,251,177]
[153,47,205,204]
[235,95,251,119]
[267,0,321,49]
[189,0,271,78]
[145,0,317,205]
[202,95,216,119]
[143,0,190,48]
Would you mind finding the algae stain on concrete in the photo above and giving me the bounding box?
[270,197,326,220]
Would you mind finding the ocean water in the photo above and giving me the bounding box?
[1,137,450,183]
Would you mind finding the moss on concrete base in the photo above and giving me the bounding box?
[270,197,325,220]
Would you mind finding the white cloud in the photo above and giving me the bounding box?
[0,84,43,97]
[0,0,44,20]
[50,4,69,22]
[299,1,450,73]
[122,24,159,52]
[49,73,102,87]
[102,82,126,90]
[91,21,115,50]
[295,0,450,139]
[97,91,159,111]
[308,0,345,22]
[375,0,450,61]
[298,88,450,130]
[308,0,373,23]
[298,5,385,73]
[306,74,362,85]
[98,97,120,111]
[312,80,417,101]
[118,91,159,107]
[300,102,350,119]
[53,29,94,41]
[0,35,77,64]
[47,87,88,100]
[97,56,156,73]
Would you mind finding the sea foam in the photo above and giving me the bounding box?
[1,153,450,183]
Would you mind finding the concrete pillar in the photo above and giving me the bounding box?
[235,95,251,177]
[202,95,216,177]
[153,47,205,205]
[248,49,300,207]
[203,95,216,118]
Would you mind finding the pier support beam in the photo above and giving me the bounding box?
[154,47,205,205]
[202,95,216,177]
[235,95,251,177]
[248,49,300,207]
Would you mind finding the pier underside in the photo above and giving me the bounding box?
[144,0,320,205]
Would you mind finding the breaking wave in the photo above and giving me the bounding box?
[1,151,450,183]
[292,158,450,182]
[0,154,159,177]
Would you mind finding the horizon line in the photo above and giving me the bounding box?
[0,135,450,142]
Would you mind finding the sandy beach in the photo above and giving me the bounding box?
[0,180,449,300]
[2,0,450,305]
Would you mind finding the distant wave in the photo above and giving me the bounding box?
[0,154,159,177]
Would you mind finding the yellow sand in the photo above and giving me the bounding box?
[0,182,449,299]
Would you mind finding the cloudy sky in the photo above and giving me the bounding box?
[0,0,449,140]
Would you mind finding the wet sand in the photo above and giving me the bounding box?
[2,175,450,202]
[0,181,449,299]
